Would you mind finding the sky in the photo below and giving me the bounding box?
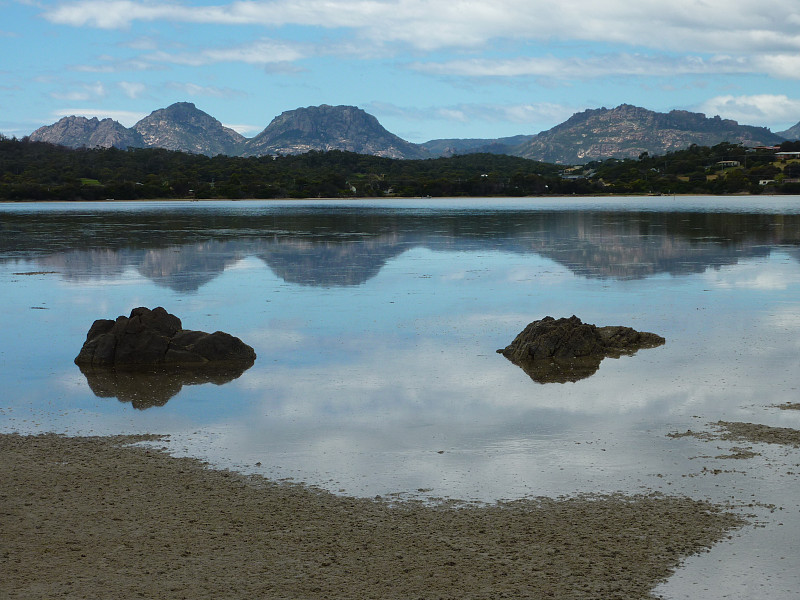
[2,0,800,143]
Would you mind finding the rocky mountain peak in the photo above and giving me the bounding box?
[242,104,428,159]
[29,115,144,149]
[132,102,246,156]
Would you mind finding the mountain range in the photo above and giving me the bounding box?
[29,102,799,165]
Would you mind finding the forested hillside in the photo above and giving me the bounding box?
[2,136,800,200]
[0,137,579,200]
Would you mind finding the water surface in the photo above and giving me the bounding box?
[2,196,800,598]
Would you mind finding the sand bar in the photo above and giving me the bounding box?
[2,433,745,599]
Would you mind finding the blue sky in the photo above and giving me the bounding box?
[3,0,800,143]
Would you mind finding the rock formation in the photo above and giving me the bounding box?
[132,102,246,156]
[237,104,429,159]
[29,116,145,149]
[514,104,785,164]
[75,306,256,369]
[497,315,664,383]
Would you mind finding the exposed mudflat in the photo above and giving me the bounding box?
[670,421,800,450]
[715,421,800,448]
[1,433,745,600]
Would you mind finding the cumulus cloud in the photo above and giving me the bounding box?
[696,94,800,128]
[42,0,800,56]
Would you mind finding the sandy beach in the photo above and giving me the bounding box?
[1,432,745,600]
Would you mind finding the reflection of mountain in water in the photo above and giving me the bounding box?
[257,234,408,286]
[3,208,800,290]
[36,241,248,292]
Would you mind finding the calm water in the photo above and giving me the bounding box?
[3,196,800,598]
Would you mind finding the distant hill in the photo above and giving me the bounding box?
[29,116,144,150]
[777,121,800,141]
[421,135,534,158]
[241,105,428,159]
[514,104,786,164]
[132,102,246,156]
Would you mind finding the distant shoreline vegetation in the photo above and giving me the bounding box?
[2,136,800,201]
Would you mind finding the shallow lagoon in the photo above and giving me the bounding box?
[3,196,800,598]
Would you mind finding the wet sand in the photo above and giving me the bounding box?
[670,420,800,449]
[1,432,744,599]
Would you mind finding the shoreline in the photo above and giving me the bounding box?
[0,192,773,204]
[2,432,745,600]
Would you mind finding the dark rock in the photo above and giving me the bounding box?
[75,307,256,370]
[497,315,664,384]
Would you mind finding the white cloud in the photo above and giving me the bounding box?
[223,123,262,136]
[41,0,800,56]
[697,94,800,129]
[751,54,800,79]
[118,80,146,98]
[166,81,244,98]
[50,81,107,101]
[703,260,800,291]
[122,35,159,51]
[147,38,306,66]
[411,53,765,80]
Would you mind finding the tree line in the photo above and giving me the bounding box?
[1,135,799,201]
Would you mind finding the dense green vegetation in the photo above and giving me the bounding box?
[585,141,800,195]
[2,135,800,201]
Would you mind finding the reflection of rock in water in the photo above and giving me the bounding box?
[511,355,604,384]
[78,363,252,409]
[74,306,256,407]
[498,315,665,384]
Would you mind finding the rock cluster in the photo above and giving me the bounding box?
[74,306,256,370]
[497,315,664,383]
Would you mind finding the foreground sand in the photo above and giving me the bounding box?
[2,433,744,599]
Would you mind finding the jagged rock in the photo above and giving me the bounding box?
[29,116,145,149]
[74,307,256,369]
[497,315,664,383]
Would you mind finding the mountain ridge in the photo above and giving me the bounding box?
[513,104,786,163]
[27,101,800,164]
